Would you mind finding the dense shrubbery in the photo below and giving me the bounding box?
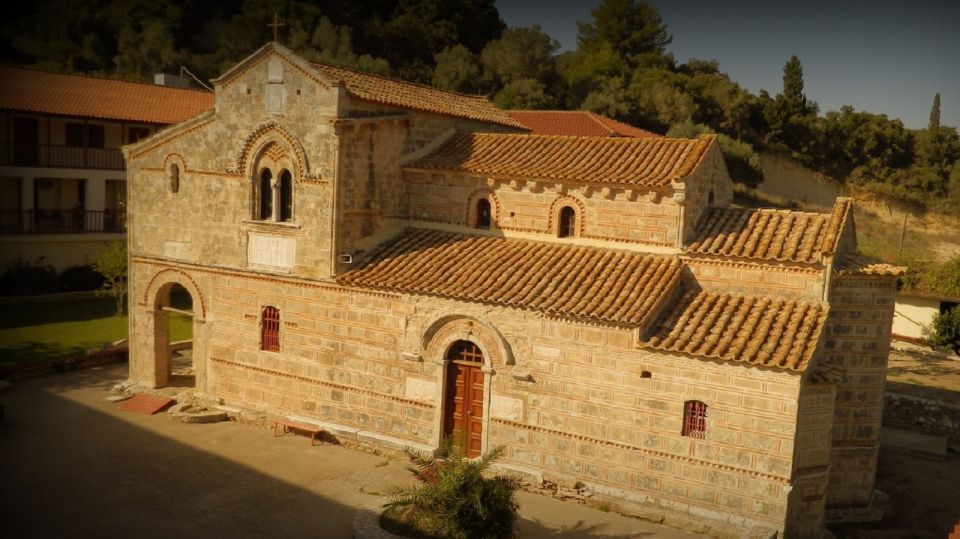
[60,264,105,292]
[382,440,519,539]
[0,258,105,296]
[0,257,60,296]
[928,306,960,356]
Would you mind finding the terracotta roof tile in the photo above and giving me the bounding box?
[406,133,714,187]
[640,289,828,372]
[311,63,525,129]
[688,207,830,263]
[338,228,682,325]
[506,110,660,138]
[835,254,905,277]
[0,67,214,124]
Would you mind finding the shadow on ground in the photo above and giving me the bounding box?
[0,375,359,538]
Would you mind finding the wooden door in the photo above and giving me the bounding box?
[443,341,485,457]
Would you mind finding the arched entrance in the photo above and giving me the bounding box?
[152,282,196,388]
[442,340,486,457]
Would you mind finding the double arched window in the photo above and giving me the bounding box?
[255,168,293,222]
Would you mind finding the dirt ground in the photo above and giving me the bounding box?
[0,364,696,539]
[887,344,960,403]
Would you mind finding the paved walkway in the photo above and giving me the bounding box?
[0,364,697,538]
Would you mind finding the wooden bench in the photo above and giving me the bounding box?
[271,418,326,446]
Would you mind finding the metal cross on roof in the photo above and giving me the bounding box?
[268,13,285,43]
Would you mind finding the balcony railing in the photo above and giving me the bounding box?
[0,142,125,170]
[0,210,126,234]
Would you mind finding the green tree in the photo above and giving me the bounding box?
[383,439,519,539]
[493,78,550,109]
[928,306,960,356]
[433,44,482,92]
[577,0,671,64]
[94,240,128,316]
[930,92,941,133]
[480,25,558,86]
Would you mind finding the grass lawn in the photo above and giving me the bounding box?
[0,296,192,364]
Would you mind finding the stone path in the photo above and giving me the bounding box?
[0,363,697,538]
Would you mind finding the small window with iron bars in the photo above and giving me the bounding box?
[261,305,281,352]
[682,400,708,439]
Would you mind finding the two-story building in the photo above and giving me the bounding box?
[123,44,902,537]
[0,67,212,269]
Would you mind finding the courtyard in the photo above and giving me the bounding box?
[0,363,697,538]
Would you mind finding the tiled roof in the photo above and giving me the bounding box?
[311,63,525,129]
[506,110,660,138]
[406,133,714,187]
[0,66,214,124]
[835,254,905,277]
[686,201,855,264]
[640,289,829,372]
[338,228,682,325]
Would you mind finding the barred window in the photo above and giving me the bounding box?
[261,306,280,352]
[682,400,708,438]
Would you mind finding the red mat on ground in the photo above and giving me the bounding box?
[118,395,176,415]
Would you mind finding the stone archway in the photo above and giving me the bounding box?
[137,269,208,391]
[422,316,513,453]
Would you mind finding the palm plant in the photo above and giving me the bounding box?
[383,438,519,539]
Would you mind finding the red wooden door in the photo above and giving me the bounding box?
[443,341,485,457]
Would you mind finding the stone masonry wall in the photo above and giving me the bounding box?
[126,51,339,281]
[403,170,682,248]
[335,100,521,263]
[130,258,805,535]
[824,274,898,508]
[785,382,837,537]
[680,144,733,245]
[683,259,825,302]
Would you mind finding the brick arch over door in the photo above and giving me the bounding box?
[422,315,514,367]
[143,268,207,320]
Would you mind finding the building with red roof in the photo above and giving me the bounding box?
[0,66,213,269]
[506,110,660,138]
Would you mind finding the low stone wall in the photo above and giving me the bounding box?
[884,393,960,444]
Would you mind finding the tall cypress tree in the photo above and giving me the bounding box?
[782,55,807,117]
[929,93,941,133]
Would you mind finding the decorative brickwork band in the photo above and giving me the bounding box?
[491,417,790,484]
[211,357,435,408]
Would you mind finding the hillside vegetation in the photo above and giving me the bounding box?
[4,0,956,273]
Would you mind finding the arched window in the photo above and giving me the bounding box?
[261,305,280,352]
[279,170,293,222]
[682,400,708,439]
[259,169,273,220]
[169,163,180,193]
[475,198,491,229]
[558,206,576,238]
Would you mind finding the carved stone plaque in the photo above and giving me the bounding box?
[248,233,295,270]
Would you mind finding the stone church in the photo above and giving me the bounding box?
[124,43,901,537]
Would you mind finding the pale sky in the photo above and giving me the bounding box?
[497,0,960,129]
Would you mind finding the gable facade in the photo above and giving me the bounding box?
[123,44,900,538]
